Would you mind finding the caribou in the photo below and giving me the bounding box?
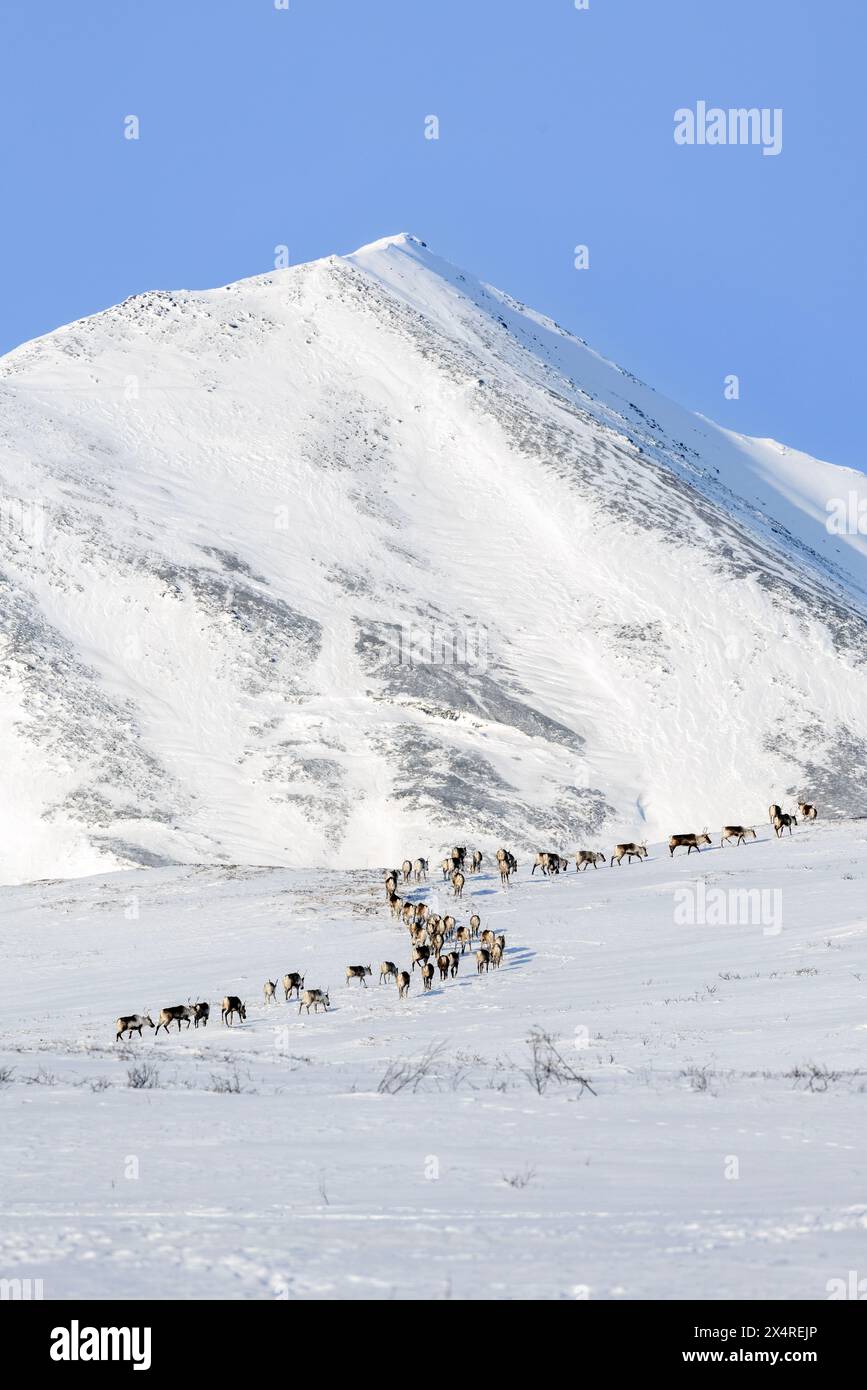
[610,842,647,866]
[575,850,606,871]
[532,852,559,876]
[345,964,373,987]
[773,812,797,838]
[397,970,411,999]
[298,988,330,1014]
[282,972,304,1001]
[668,832,712,857]
[154,1003,195,1036]
[115,1013,154,1042]
[379,961,398,985]
[221,996,247,1026]
[721,825,756,847]
[798,802,818,821]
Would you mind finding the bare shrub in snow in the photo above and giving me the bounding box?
[127,1062,160,1089]
[521,1028,596,1096]
[210,1070,244,1093]
[377,1041,445,1094]
[24,1066,58,1086]
[681,1065,714,1093]
[502,1165,536,1188]
[789,1062,841,1093]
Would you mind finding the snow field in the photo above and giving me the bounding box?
[2,816,866,1298]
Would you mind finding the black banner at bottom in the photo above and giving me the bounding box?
[2,1299,863,1375]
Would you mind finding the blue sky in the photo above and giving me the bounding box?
[1,0,863,468]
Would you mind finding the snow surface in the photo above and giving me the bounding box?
[1,233,866,881]
[3,819,867,1300]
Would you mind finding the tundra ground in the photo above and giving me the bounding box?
[2,818,866,1300]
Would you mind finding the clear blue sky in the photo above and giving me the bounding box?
[1,0,864,468]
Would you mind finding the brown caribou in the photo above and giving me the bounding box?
[668,832,712,857]
[610,842,647,866]
[721,825,756,847]
[575,850,606,870]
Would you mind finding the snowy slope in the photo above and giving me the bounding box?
[2,820,867,1300]
[0,233,865,883]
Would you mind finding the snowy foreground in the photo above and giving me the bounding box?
[3,818,867,1301]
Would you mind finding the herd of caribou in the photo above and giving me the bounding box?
[381,846,510,997]
[116,850,507,1040]
[115,804,817,1042]
[527,802,817,872]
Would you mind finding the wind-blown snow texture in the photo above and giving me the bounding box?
[3,823,867,1300]
[1,232,865,883]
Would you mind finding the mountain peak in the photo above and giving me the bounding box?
[348,232,428,255]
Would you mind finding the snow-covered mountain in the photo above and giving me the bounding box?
[1,232,865,884]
